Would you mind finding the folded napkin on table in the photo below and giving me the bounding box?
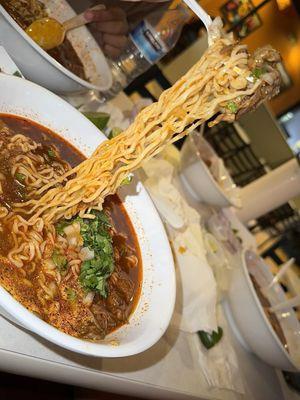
[141,150,245,393]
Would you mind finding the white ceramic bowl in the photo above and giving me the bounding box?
[0,0,112,94]
[0,73,176,357]
[180,134,241,208]
[226,249,300,371]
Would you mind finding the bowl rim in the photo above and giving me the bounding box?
[184,134,241,208]
[241,249,299,370]
[0,184,175,358]
[0,4,112,91]
[0,74,176,357]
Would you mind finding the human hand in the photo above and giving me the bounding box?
[85,7,129,59]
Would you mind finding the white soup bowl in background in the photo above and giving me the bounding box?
[226,249,300,371]
[180,133,241,208]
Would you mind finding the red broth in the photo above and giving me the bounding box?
[0,114,142,340]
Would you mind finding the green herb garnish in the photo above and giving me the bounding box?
[198,327,223,350]
[121,174,133,186]
[108,127,122,139]
[226,101,238,113]
[251,67,266,80]
[55,220,70,236]
[51,249,68,271]
[15,172,25,182]
[13,70,22,77]
[47,148,56,158]
[83,112,110,130]
[66,288,77,302]
[79,211,114,297]
[55,211,114,298]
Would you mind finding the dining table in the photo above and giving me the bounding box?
[0,47,296,400]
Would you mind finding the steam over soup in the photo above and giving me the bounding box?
[0,115,142,340]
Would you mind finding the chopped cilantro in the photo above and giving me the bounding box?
[52,249,68,271]
[47,148,56,158]
[15,172,25,182]
[79,211,114,297]
[121,174,133,186]
[55,210,114,297]
[82,112,110,130]
[226,101,238,113]
[251,67,266,80]
[13,70,22,77]
[66,288,77,302]
[198,327,223,350]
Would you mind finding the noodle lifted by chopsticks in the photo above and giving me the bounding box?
[16,22,281,225]
[5,20,281,269]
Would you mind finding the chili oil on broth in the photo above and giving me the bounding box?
[0,114,142,341]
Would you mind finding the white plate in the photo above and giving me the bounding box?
[0,1,112,94]
[0,74,176,357]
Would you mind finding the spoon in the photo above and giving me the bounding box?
[263,258,295,291]
[25,4,105,51]
[269,294,300,313]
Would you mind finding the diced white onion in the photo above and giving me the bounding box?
[83,291,95,306]
[49,281,57,297]
[79,247,94,261]
[231,76,247,90]
[64,223,83,247]
[246,75,255,83]
[68,236,78,246]
[73,222,81,233]
[63,224,75,236]
[44,258,56,270]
